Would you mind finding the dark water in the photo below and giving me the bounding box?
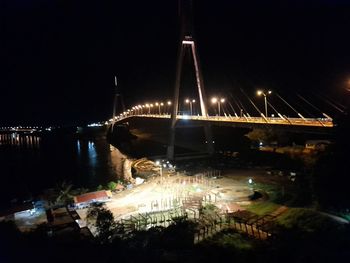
[0,133,128,207]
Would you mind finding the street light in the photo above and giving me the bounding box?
[167,101,172,115]
[155,102,161,115]
[257,90,272,117]
[185,99,196,115]
[160,102,164,114]
[211,97,225,116]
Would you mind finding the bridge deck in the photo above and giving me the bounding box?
[113,114,333,128]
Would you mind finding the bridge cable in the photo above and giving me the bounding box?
[275,92,303,118]
[266,100,293,124]
[228,92,249,117]
[311,92,345,114]
[226,99,237,116]
[239,88,269,123]
[315,90,346,110]
[239,88,264,115]
[294,94,330,126]
[296,93,331,118]
[294,96,315,118]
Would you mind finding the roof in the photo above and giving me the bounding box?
[73,190,112,204]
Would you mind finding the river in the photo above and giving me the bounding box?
[0,133,129,207]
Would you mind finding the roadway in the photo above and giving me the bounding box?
[111,114,334,128]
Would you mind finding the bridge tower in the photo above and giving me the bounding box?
[167,0,214,160]
[111,76,125,132]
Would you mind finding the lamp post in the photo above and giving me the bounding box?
[211,97,225,116]
[145,104,150,114]
[160,102,164,114]
[155,102,161,115]
[185,99,196,115]
[257,90,272,117]
[138,105,142,114]
[167,101,172,115]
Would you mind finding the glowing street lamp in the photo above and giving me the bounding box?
[167,101,172,115]
[185,99,196,115]
[257,90,272,117]
[160,102,164,114]
[211,97,225,116]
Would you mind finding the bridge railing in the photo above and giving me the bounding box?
[111,113,333,128]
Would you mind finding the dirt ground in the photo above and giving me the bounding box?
[76,168,284,224]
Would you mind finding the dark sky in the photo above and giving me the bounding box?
[1,0,350,125]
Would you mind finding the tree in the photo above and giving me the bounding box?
[245,128,276,144]
[86,203,116,243]
[107,181,117,191]
[54,181,74,206]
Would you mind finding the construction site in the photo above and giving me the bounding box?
[75,165,284,242]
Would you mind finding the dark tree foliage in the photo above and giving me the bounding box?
[313,111,350,209]
[86,203,116,243]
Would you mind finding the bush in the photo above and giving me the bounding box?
[107,181,117,191]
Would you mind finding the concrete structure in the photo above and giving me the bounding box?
[167,0,213,160]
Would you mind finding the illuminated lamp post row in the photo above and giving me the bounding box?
[128,101,172,115]
[110,89,276,123]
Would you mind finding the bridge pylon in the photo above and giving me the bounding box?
[167,0,214,160]
[111,76,125,132]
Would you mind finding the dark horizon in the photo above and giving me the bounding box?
[1,0,350,126]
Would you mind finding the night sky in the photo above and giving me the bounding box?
[1,0,350,126]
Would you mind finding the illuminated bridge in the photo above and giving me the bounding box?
[110,113,333,129]
[103,0,338,159]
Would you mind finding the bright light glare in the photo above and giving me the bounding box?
[185,99,190,103]
[211,97,218,103]
[167,101,172,105]
[182,40,194,45]
[257,90,263,96]
[220,98,225,103]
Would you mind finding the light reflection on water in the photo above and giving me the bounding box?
[0,135,130,204]
[0,133,41,148]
